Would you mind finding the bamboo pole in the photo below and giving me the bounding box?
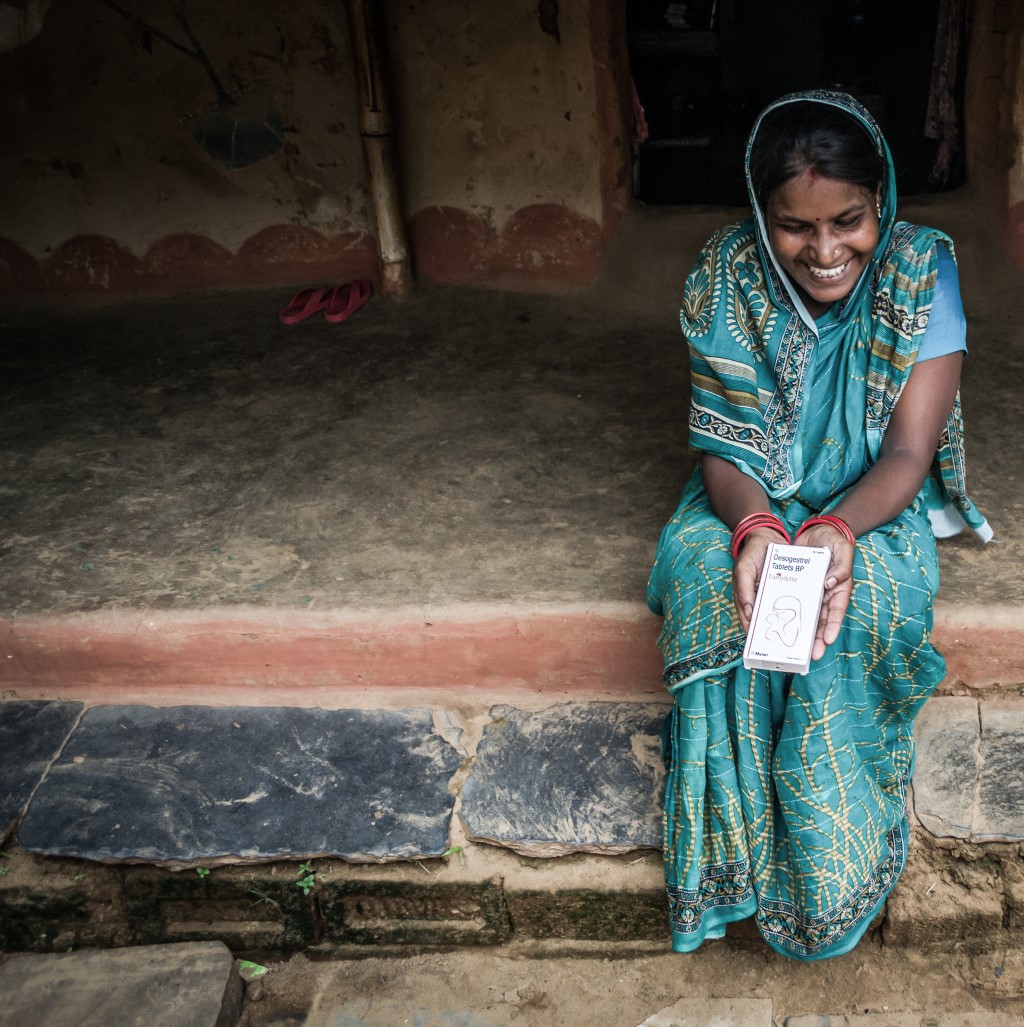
[345,0,413,296]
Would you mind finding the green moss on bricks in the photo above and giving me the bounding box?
[506,889,665,941]
[124,864,318,951]
[0,848,130,953]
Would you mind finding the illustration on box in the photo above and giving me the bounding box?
[764,595,802,647]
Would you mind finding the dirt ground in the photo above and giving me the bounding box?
[1,196,1022,619]
[235,940,1024,1026]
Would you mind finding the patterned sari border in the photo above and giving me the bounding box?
[757,818,905,959]
[666,811,909,958]
[663,637,745,691]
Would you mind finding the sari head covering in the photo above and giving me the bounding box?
[648,91,989,963]
[683,89,990,540]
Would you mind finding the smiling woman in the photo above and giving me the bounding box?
[766,174,878,317]
[748,101,885,319]
[646,90,992,961]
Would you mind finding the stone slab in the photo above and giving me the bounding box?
[637,998,773,1026]
[461,702,665,856]
[0,700,82,842]
[0,941,242,1027]
[976,700,1024,841]
[912,697,979,839]
[18,705,460,863]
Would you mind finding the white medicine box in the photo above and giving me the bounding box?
[742,542,832,674]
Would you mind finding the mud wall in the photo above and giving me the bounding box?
[1000,6,1024,271]
[1,0,1021,296]
[393,1,628,289]
[965,0,1024,274]
[0,0,629,295]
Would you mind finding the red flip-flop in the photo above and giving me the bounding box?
[279,285,333,325]
[324,277,373,324]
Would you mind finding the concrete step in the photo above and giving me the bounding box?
[1,283,1019,711]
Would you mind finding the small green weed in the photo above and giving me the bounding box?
[195,867,210,879]
[295,861,316,895]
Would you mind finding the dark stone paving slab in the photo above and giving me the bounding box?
[0,941,241,1027]
[912,697,979,840]
[461,701,666,856]
[976,701,1024,842]
[0,700,82,843]
[912,697,1024,843]
[18,705,460,863]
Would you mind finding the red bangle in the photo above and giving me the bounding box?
[730,512,791,560]
[795,514,856,545]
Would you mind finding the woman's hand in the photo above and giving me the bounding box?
[794,523,855,661]
[733,527,784,632]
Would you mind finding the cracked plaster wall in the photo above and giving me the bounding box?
[0,0,625,294]
[1,0,1020,294]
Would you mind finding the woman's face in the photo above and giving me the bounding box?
[766,168,879,318]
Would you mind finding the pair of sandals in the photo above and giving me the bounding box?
[278,278,373,325]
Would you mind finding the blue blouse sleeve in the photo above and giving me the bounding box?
[917,244,967,361]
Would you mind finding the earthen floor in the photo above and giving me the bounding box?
[1,263,1021,702]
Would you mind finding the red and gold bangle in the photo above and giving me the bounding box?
[730,512,791,560]
[795,514,856,545]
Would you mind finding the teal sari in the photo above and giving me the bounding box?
[647,91,990,960]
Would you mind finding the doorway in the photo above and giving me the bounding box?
[627,0,970,205]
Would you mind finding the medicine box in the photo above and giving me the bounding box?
[742,542,832,674]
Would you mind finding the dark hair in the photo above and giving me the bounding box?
[749,102,884,209]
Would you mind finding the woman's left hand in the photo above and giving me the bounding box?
[794,523,855,661]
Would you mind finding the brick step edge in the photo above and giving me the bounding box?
[5,602,1024,699]
[2,833,1023,956]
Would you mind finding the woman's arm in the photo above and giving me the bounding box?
[827,350,963,536]
[705,350,963,649]
[798,349,964,657]
[701,454,780,632]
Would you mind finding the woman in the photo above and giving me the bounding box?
[646,90,991,961]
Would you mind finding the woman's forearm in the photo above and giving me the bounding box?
[828,450,933,538]
[830,352,963,538]
[705,444,934,543]
[701,454,773,529]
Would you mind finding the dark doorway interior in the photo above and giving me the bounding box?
[628,0,969,205]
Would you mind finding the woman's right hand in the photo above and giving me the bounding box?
[794,522,856,660]
[733,527,783,632]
